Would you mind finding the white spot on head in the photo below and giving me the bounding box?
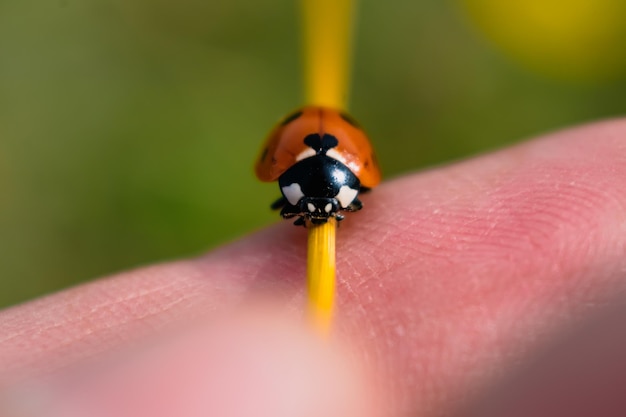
[326,148,347,165]
[307,203,316,212]
[296,148,316,161]
[324,203,332,213]
[281,183,305,206]
[335,185,358,208]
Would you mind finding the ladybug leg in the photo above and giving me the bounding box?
[359,186,372,194]
[335,213,345,222]
[280,204,301,219]
[293,217,306,227]
[271,196,287,210]
[344,198,363,212]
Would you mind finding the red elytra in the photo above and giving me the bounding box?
[255,106,381,189]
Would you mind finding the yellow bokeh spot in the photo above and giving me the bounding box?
[461,0,626,81]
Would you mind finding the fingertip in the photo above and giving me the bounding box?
[7,307,379,417]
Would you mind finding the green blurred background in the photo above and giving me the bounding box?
[2,0,626,308]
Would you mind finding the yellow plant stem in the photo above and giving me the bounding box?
[301,0,355,110]
[301,0,354,335]
[306,218,336,335]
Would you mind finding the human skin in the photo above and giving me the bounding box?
[1,119,626,416]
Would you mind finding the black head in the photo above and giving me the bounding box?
[298,197,340,224]
[277,154,362,226]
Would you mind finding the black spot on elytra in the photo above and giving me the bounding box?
[303,133,339,155]
[260,147,268,162]
[340,112,360,128]
[280,110,303,126]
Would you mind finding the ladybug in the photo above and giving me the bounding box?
[255,106,381,226]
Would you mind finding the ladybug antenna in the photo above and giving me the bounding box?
[303,133,339,155]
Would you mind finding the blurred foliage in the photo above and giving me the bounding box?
[1,0,626,308]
